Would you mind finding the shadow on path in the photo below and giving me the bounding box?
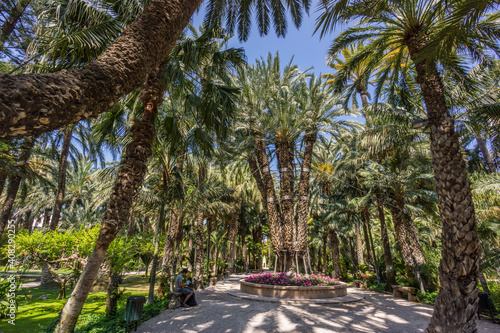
[137,275,499,333]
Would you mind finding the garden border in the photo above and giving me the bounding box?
[239,279,349,299]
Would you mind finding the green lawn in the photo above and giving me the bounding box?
[0,274,151,333]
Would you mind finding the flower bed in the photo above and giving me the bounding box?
[244,272,340,287]
[240,273,347,299]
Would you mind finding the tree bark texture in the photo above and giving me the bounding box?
[296,132,317,254]
[50,125,73,230]
[105,272,121,316]
[476,135,496,173]
[227,208,239,273]
[376,209,395,289]
[277,140,295,270]
[194,165,205,289]
[0,136,34,238]
[0,172,6,197]
[0,0,203,140]
[355,221,364,265]
[161,151,185,282]
[328,227,343,279]
[54,116,155,333]
[406,33,480,333]
[253,137,284,253]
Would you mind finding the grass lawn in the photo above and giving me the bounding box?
[0,274,151,333]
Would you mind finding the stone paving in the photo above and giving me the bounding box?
[137,275,499,333]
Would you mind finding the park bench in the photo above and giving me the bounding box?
[166,292,186,309]
[392,285,418,302]
[353,280,367,289]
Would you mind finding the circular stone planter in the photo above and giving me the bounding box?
[240,280,348,299]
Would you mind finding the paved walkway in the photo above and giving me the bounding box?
[138,275,498,333]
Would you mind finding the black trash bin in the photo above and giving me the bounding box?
[125,296,146,332]
[478,292,496,322]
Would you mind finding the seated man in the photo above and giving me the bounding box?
[175,268,194,308]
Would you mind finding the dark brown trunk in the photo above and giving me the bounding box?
[477,135,496,173]
[252,135,284,255]
[0,136,34,238]
[127,214,135,237]
[242,234,248,273]
[207,215,213,278]
[50,125,73,230]
[0,0,204,140]
[297,131,317,255]
[105,272,121,316]
[160,151,185,283]
[0,0,30,50]
[355,221,364,265]
[328,228,342,279]
[54,95,156,333]
[0,172,6,197]
[228,208,239,273]
[376,193,395,290]
[194,165,205,289]
[147,204,163,304]
[406,34,480,332]
[362,210,372,264]
[277,140,294,270]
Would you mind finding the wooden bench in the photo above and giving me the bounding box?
[166,292,186,309]
[392,285,418,302]
[353,280,367,289]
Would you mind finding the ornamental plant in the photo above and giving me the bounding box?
[245,272,340,287]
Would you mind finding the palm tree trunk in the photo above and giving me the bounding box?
[297,131,317,256]
[329,227,343,279]
[362,213,373,264]
[0,0,30,50]
[364,207,381,284]
[407,36,480,331]
[194,165,205,289]
[277,140,295,271]
[50,125,73,230]
[376,193,395,290]
[0,136,34,238]
[105,272,121,316]
[242,234,248,273]
[54,101,156,333]
[476,135,497,173]
[355,221,364,265]
[403,212,426,265]
[252,136,284,259]
[127,215,135,237]
[227,208,239,273]
[147,203,163,304]
[322,234,327,274]
[207,216,213,278]
[0,173,7,197]
[0,0,204,140]
[161,151,185,283]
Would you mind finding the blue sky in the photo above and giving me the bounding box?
[191,1,344,77]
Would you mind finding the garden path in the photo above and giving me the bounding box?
[137,275,499,333]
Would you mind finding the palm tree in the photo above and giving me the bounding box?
[0,136,35,238]
[0,0,311,140]
[316,1,499,329]
[54,71,159,332]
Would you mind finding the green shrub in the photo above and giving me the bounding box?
[43,296,170,333]
[417,290,439,304]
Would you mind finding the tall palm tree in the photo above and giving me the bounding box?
[0,0,311,140]
[316,1,499,328]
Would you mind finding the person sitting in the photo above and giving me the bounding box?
[175,268,194,308]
